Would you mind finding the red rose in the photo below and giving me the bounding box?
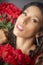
[0,3,31,65]
[0,2,21,24]
[0,44,31,65]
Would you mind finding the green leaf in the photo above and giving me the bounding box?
[6,22,11,29]
[0,22,8,29]
[4,63,9,65]
[0,21,14,31]
[4,63,12,65]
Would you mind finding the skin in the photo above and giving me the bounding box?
[0,29,8,44]
[13,6,43,55]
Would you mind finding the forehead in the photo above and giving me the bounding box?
[24,6,42,21]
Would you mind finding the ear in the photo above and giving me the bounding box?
[35,32,43,46]
[36,32,43,38]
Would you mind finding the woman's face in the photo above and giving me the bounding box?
[13,6,42,38]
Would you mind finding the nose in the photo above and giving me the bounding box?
[20,17,28,25]
[18,14,28,25]
[22,18,28,25]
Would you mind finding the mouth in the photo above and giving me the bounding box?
[16,24,24,31]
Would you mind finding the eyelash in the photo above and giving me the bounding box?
[32,19,38,23]
[22,12,27,16]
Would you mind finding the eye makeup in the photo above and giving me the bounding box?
[31,17,39,23]
[22,11,27,16]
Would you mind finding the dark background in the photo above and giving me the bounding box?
[0,0,43,9]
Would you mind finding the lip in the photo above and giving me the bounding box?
[16,24,24,31]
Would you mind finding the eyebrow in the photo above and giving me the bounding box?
[22,11,27,16]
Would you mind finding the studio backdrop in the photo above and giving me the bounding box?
[0,0,43,9]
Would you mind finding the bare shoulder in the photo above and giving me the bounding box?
[35,53,43,65]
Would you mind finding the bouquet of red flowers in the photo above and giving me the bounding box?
[0,44,31,65]
[0,2,21,31]
[0,2,21,24]
[0,2,31,65]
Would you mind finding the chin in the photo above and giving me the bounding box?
[13,28,33,38]
[13,29,21,37]
[13,31,28,38]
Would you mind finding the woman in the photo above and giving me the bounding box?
[13,2,43,65]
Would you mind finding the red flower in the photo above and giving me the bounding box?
[0,44,31,65]
[0,2,31,65]
[0,2,21,24]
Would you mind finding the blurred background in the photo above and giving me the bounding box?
[0,0,43,9]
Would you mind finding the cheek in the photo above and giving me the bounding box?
[15,19,21,27]
[26,24,39,36]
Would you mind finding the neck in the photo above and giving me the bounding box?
[16,37,36,55]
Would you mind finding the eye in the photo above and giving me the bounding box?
[22,11,27,16]
[32,19,38,23]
